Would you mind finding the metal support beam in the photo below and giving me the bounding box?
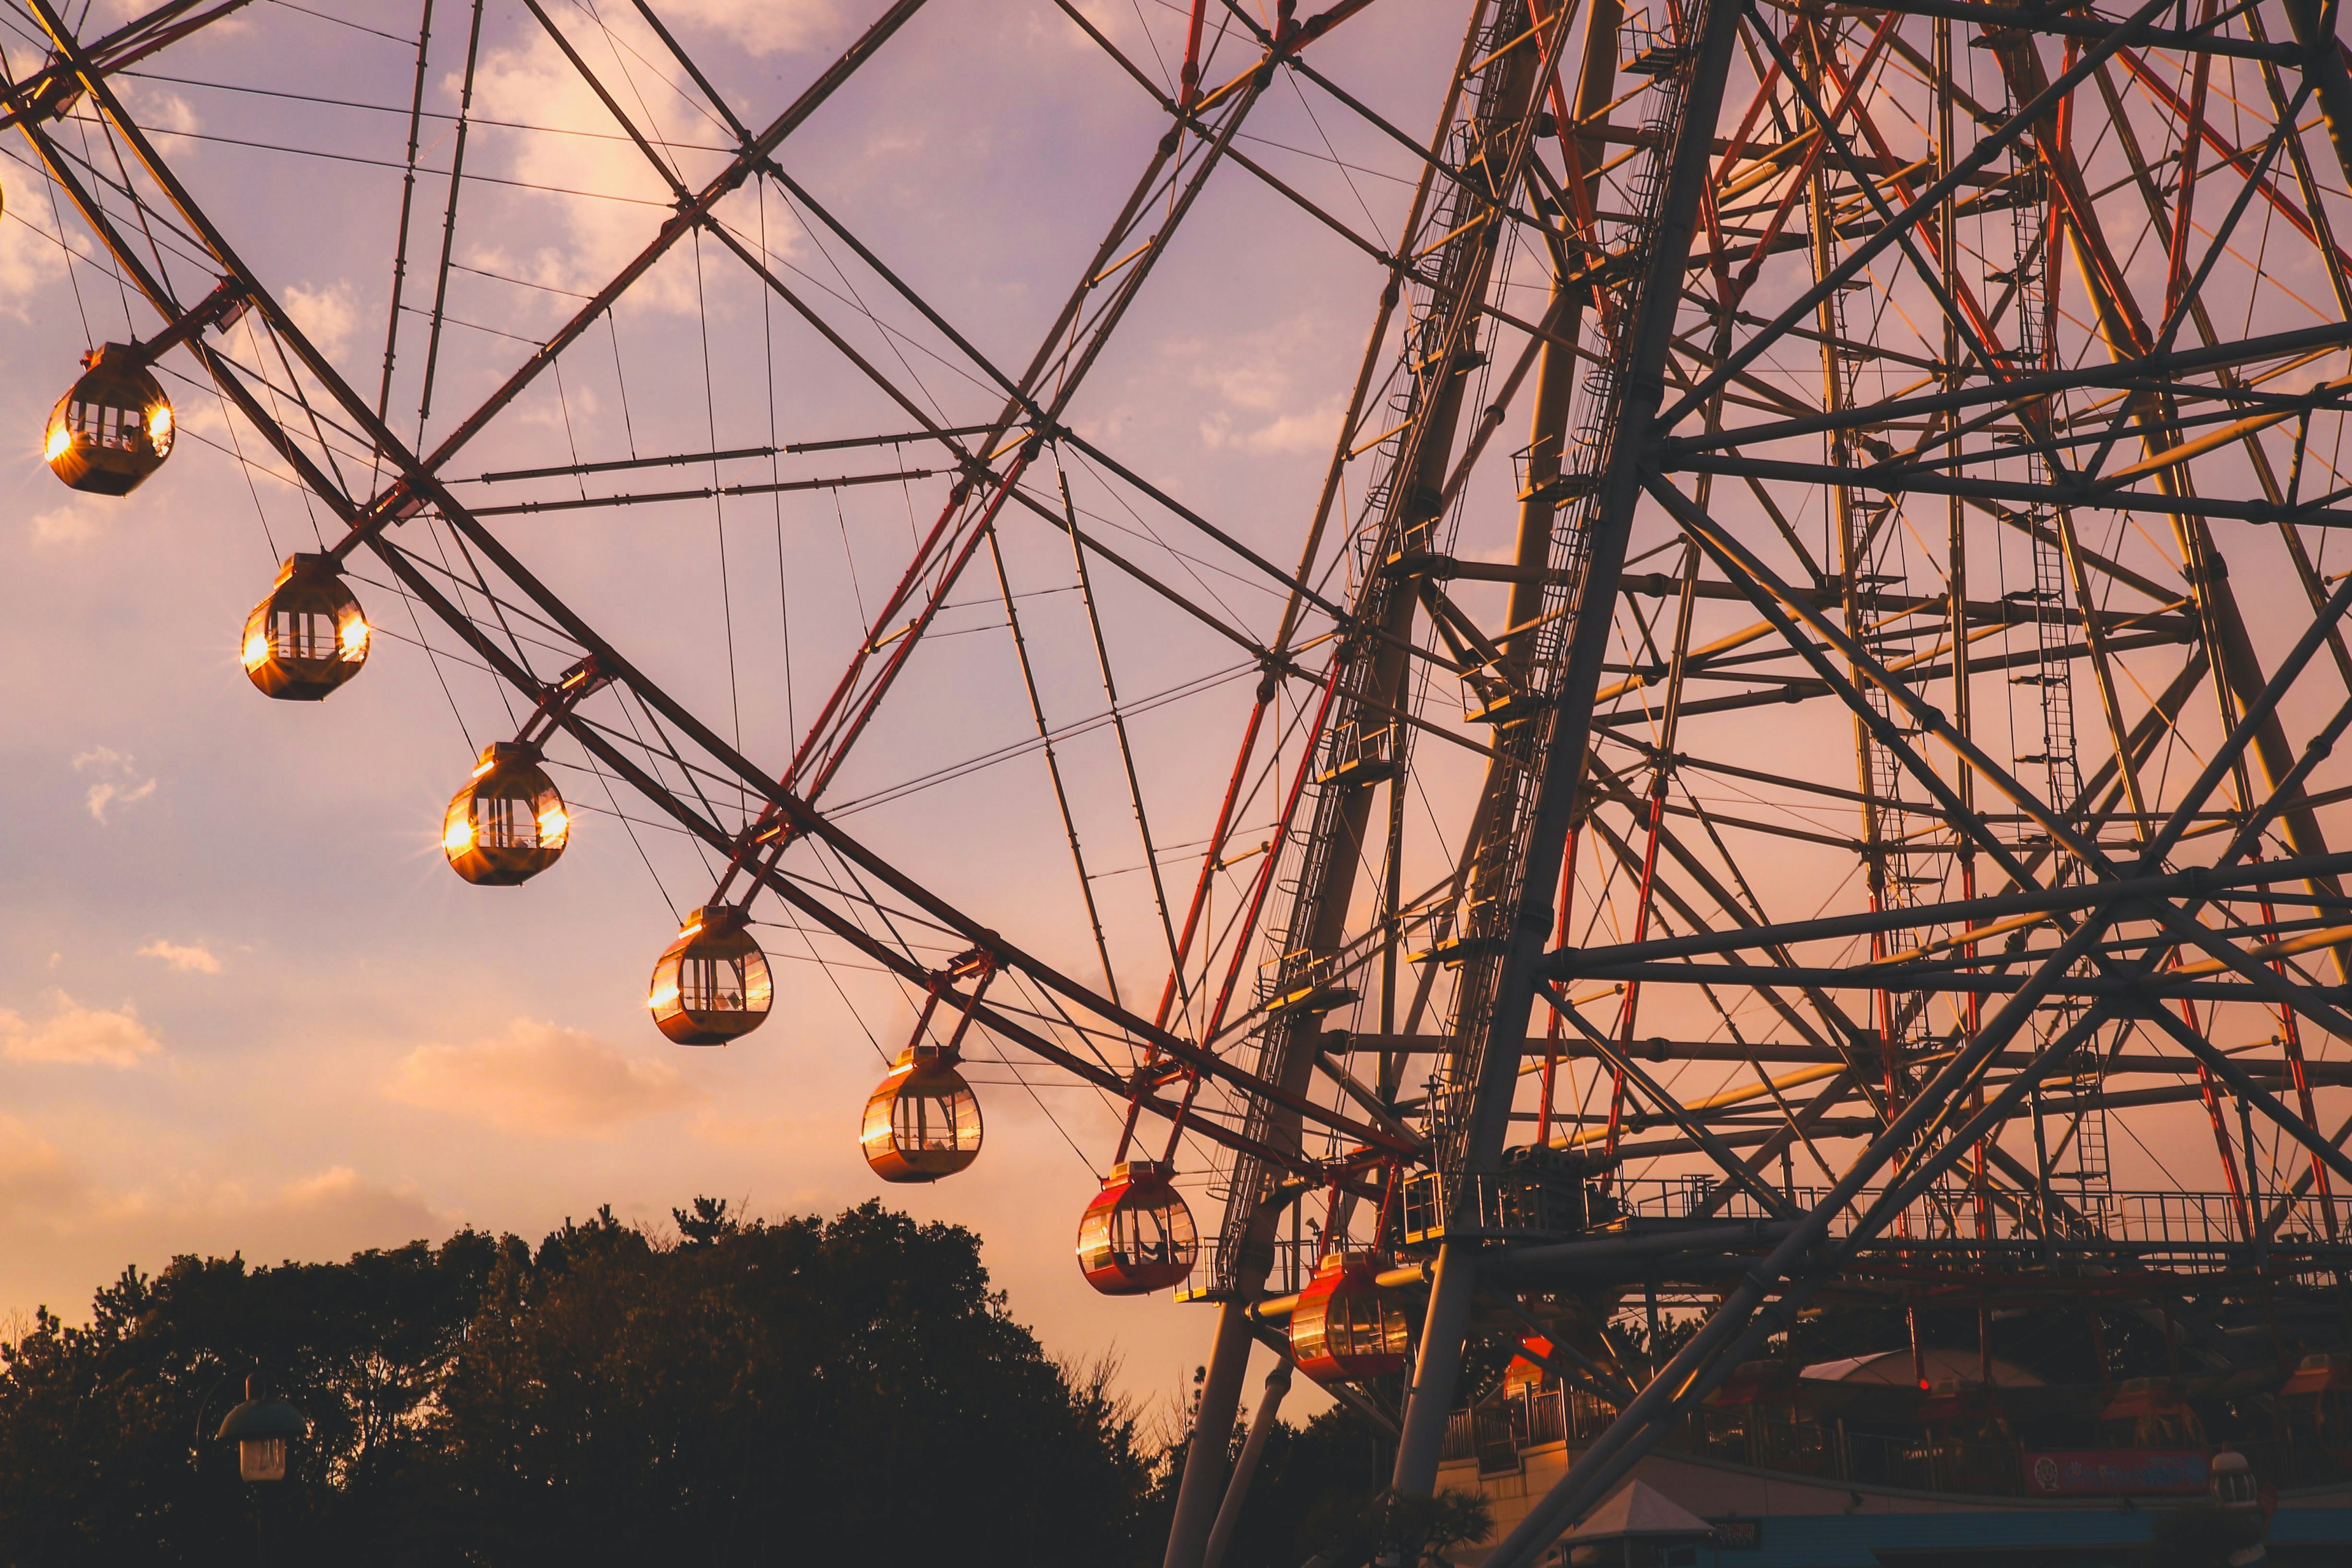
[1390,0,1745,1497]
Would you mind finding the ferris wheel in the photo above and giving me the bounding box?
[13,0,2352,1564]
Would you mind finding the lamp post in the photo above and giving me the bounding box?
[214,1370,311,1483]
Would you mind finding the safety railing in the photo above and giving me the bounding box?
[1611,1175,2352,1266]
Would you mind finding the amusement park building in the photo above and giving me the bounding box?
[1441,1352,2352,1566]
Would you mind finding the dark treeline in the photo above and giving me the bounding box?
[0,1199,1423,1567]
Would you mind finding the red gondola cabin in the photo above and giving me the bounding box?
[1289,1251,1409,1381]
[2285,1353,2352,1472]
[1077,1159,1196,1295]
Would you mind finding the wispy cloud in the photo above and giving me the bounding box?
[282,279,360,360]
[73,748,157,824]
[138,941,221,975]
[0,197,70,318]
[0,1115,439,1259]
[0,1116,84,1222]
[383,1019,703,1137]
[663,0,839,56]
[29,505,102,547]
[0,993,162,1068]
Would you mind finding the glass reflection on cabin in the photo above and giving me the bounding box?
[1289,1251,1409,1381]
[443,742,569,885]
[649,906,772,1045]
[1076,1159,1197,1295]
[45,344,174,495]
[861,1043,982,1182]
[241,554,369,700]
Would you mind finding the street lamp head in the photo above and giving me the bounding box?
[215,1371,310,1483]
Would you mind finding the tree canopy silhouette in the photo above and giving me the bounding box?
[0,1199,1151,1566]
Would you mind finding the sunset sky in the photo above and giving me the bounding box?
[0,0,1488,1414]
[6,0,2348,1429]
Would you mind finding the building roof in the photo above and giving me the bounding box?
[1562,1480,1713,1542]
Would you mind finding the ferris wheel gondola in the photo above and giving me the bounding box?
[648,907,773,1045]
[45,342,172,495]
[443,744,568,886]
[241,554,369,701]
[861,1043,982,1182]
[1076,1161,1197,1296]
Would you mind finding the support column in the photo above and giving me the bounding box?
[1389,1240,1480,1489]
[1389,0,1743,1498]
[2285,0,2352,190]
[1163,1302,1256,1568]
[1204,1357,1294,1568]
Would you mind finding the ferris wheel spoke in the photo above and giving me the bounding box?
[310,0,935,563]
[1543,986,1803,1217]
[0,0,249,132]
[1575,801,1866,1062]
[522,22,1363,935]
[1658,477,2111,885]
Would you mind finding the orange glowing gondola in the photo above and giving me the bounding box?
[1077,1160,1197,1295]
[861,1041,982,1182]
[241,554,370,700]
[442,742,568,885]
[45,343,174,495]
[1288,1251,1410,1381]
[648,906,772,1044]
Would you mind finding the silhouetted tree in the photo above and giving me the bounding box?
[0,1200,1151,1566]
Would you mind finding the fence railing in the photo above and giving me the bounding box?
[1446,1395,2346,1495]
[1246,1180,2352,1294]
[1615,1175,2352,1264]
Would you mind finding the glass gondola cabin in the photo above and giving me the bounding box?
[1917,1377,2020,1494]
[46,344,173,495]
[2285,1353,2352,1473]
[1076,1159,1196,1295]
[2099,1376,2206,1450]
[648,906,771,1045]
[243,554,369,700]
[861,1042,982,1182]
[1289,1251,1410,1381]
[443,742,568,885]
[1698,1359,1831,1476]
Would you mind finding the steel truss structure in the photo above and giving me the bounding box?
[12,0,2352,1562]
